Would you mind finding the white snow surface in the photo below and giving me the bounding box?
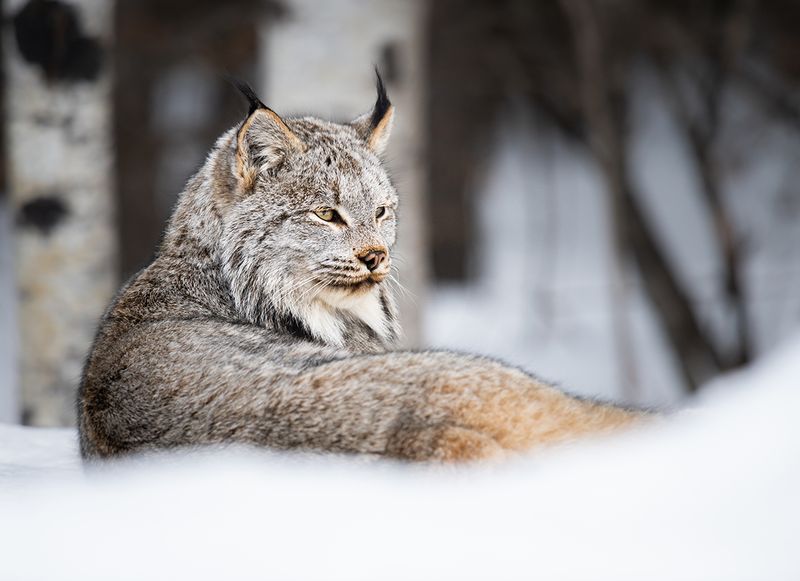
[1,334,799,580]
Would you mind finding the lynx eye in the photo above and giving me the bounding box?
[375,206,387,219]
[313,208,342,223]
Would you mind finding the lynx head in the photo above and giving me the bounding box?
[210,72,399,348]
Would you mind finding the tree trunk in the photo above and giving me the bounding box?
[4,0,117,425]
[263,0,429,345]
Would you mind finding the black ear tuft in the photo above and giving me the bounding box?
[228,77,267,116]
[370,67,391,129]
[349,69,395,154]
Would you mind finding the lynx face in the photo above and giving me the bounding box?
[219,77,397,346]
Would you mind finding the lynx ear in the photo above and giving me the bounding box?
[351,70,394,155]
[233,81,305,192]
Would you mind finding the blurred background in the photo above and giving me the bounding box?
[1,0,799,426]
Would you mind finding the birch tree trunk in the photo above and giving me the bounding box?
[263,0,428,345]
[4,0,117,426]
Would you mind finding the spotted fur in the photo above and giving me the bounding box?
[77,76,646,462]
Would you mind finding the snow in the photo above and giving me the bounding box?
[0,425,78,487]
[1,334,799,580]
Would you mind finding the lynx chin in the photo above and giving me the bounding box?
[78,72,646,462]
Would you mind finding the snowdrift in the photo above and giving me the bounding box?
[1,335,799,581]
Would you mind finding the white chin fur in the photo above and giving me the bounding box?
[295,300,347,347]
[313,285,388,342]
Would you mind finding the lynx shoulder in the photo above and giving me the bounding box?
[77,73,646,462]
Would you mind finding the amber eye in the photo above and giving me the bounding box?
[314,208,338,222]
[375,206,387,219]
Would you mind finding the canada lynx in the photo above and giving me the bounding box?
[78,74,643,461]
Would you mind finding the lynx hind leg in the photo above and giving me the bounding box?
[387,424,506,463]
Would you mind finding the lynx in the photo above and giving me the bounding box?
[78,73,644,461]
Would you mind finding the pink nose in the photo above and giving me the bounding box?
[358,249,387,271]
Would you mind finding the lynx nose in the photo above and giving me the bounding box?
[358,249,387,272]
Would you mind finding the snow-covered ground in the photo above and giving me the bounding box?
[1,332,799,580]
